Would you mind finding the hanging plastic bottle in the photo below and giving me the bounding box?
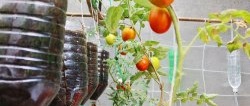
[0,0,67,106]
[50,20,88,106]
[227,50,241,93]
[90,49,109,105]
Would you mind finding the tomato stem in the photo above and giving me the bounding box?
[167,5,185,106]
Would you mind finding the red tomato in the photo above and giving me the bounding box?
[149,7,172,34]
[136,56,150,71]
[149,0,174,7]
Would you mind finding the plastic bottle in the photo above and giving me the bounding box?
[0,1,67,106]
[90,49,109,102]
[81,42,99,105]
[227,50,241,93]
[50,20,88,106]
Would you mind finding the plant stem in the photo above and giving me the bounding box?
[184,33,200,54]
[167,6,185,106]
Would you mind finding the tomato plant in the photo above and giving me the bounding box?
[84,0,250,105]
[149,7,172,34]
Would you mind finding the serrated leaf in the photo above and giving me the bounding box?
[134,0,154,8]
[217,23,229,32]
[198,27,210,43]
[105,6,124,33]
[227,36,243,53]
[206,94,218,99]
[211,34,223,47]
[238,10,250,24]
[219,9,237,23]
[176,92,186,97]
[200,94,205,99]
[243,43,250,59]
[209,13,219,19]
[205,99,217,106]
[143,41,160,46]
[189,82,198,93]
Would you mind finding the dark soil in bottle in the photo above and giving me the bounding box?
[51,30,88,106]
[90,50,109,101]
[0,0,67,105]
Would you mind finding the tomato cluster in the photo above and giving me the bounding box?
[149,0,173,34]
[136,56,160,72]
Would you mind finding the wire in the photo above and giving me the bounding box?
[234,92,239,106]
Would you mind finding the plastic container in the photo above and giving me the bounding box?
[0,0,67,106]
[81,42,99,105]
[90,49,109,103]
[227,50,241,93]
[50,30,88,106]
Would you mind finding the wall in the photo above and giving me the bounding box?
[67,0,250,106]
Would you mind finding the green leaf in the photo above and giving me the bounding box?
[189,82,198,93]
[227,36,243,52]
[133,53,144,63]
[238,10,250,24]
[143,41,160,46]
[211,34,223,47]
[216,23,229,33]
[105,6,124,33]
[205,99,217,106]
[243,43,250,59]
[206,94,218,99]
[134,0,154,8]
[219,9,237,23]
[157,69,168,76]
[130,72,145,83]
[197,99,203,105]
[198,27,210,43]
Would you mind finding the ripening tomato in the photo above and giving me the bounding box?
[149,7,172,34]
[122,27,136,41]
[136,56,150,71]
[149,0,174,8]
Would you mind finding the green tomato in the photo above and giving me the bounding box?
[151,57,160,70]
[105,34,116,45]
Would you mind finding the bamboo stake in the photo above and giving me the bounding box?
[66,13,236,23]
